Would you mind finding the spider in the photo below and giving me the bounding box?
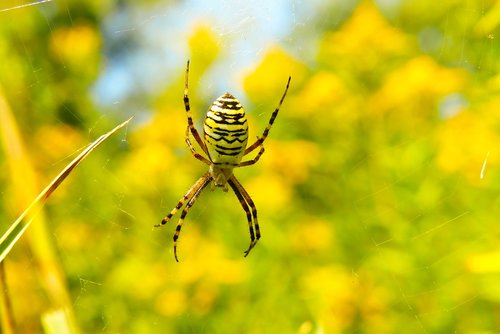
[156,60,291,261]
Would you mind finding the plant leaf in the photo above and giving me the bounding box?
[0,117,133,263]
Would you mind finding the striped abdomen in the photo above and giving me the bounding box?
[204,93,249,166]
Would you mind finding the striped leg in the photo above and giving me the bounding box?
[156,172,211,227]
[244,76,291,155]
[186,126,211,165]
[173,174,212,262]
[228,177,255,249]
[184,60,208,155]
[228,176,260,256]
[238,143,264,167]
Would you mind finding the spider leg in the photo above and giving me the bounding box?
[244,76,291,156]
[186,126,211,165]
[184,60,208,155]
[173,173,212,262]
[156,172,211,227]
[238,140,265,167]
[228,176,260,257]
[228,177,254,249]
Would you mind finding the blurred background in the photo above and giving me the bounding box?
[1,0,499,333]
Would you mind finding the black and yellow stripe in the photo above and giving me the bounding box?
[203,93,249,166]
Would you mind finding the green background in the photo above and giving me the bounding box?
[1,0,499,333]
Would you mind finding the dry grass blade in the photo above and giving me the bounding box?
[0,116,133,263]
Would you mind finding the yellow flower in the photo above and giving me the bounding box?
[466,251,500,273]
[260,140,320,184]
[436,109,499,183]
[292,71,346,117]
[50,24,100,67]
[371,56,467,114]
[320,1,412,68]
[244,48,306,103]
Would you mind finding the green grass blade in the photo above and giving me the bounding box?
[41,309,72,334]
[0,116,133,263]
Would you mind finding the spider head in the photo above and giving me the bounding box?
[209,164,233,192]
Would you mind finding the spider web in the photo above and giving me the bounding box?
[1,0,499,333]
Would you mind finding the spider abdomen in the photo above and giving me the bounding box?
[204,93,249,166]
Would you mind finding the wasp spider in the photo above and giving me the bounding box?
[156,61,291,261]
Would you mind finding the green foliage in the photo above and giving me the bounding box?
[1,1,500,333]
